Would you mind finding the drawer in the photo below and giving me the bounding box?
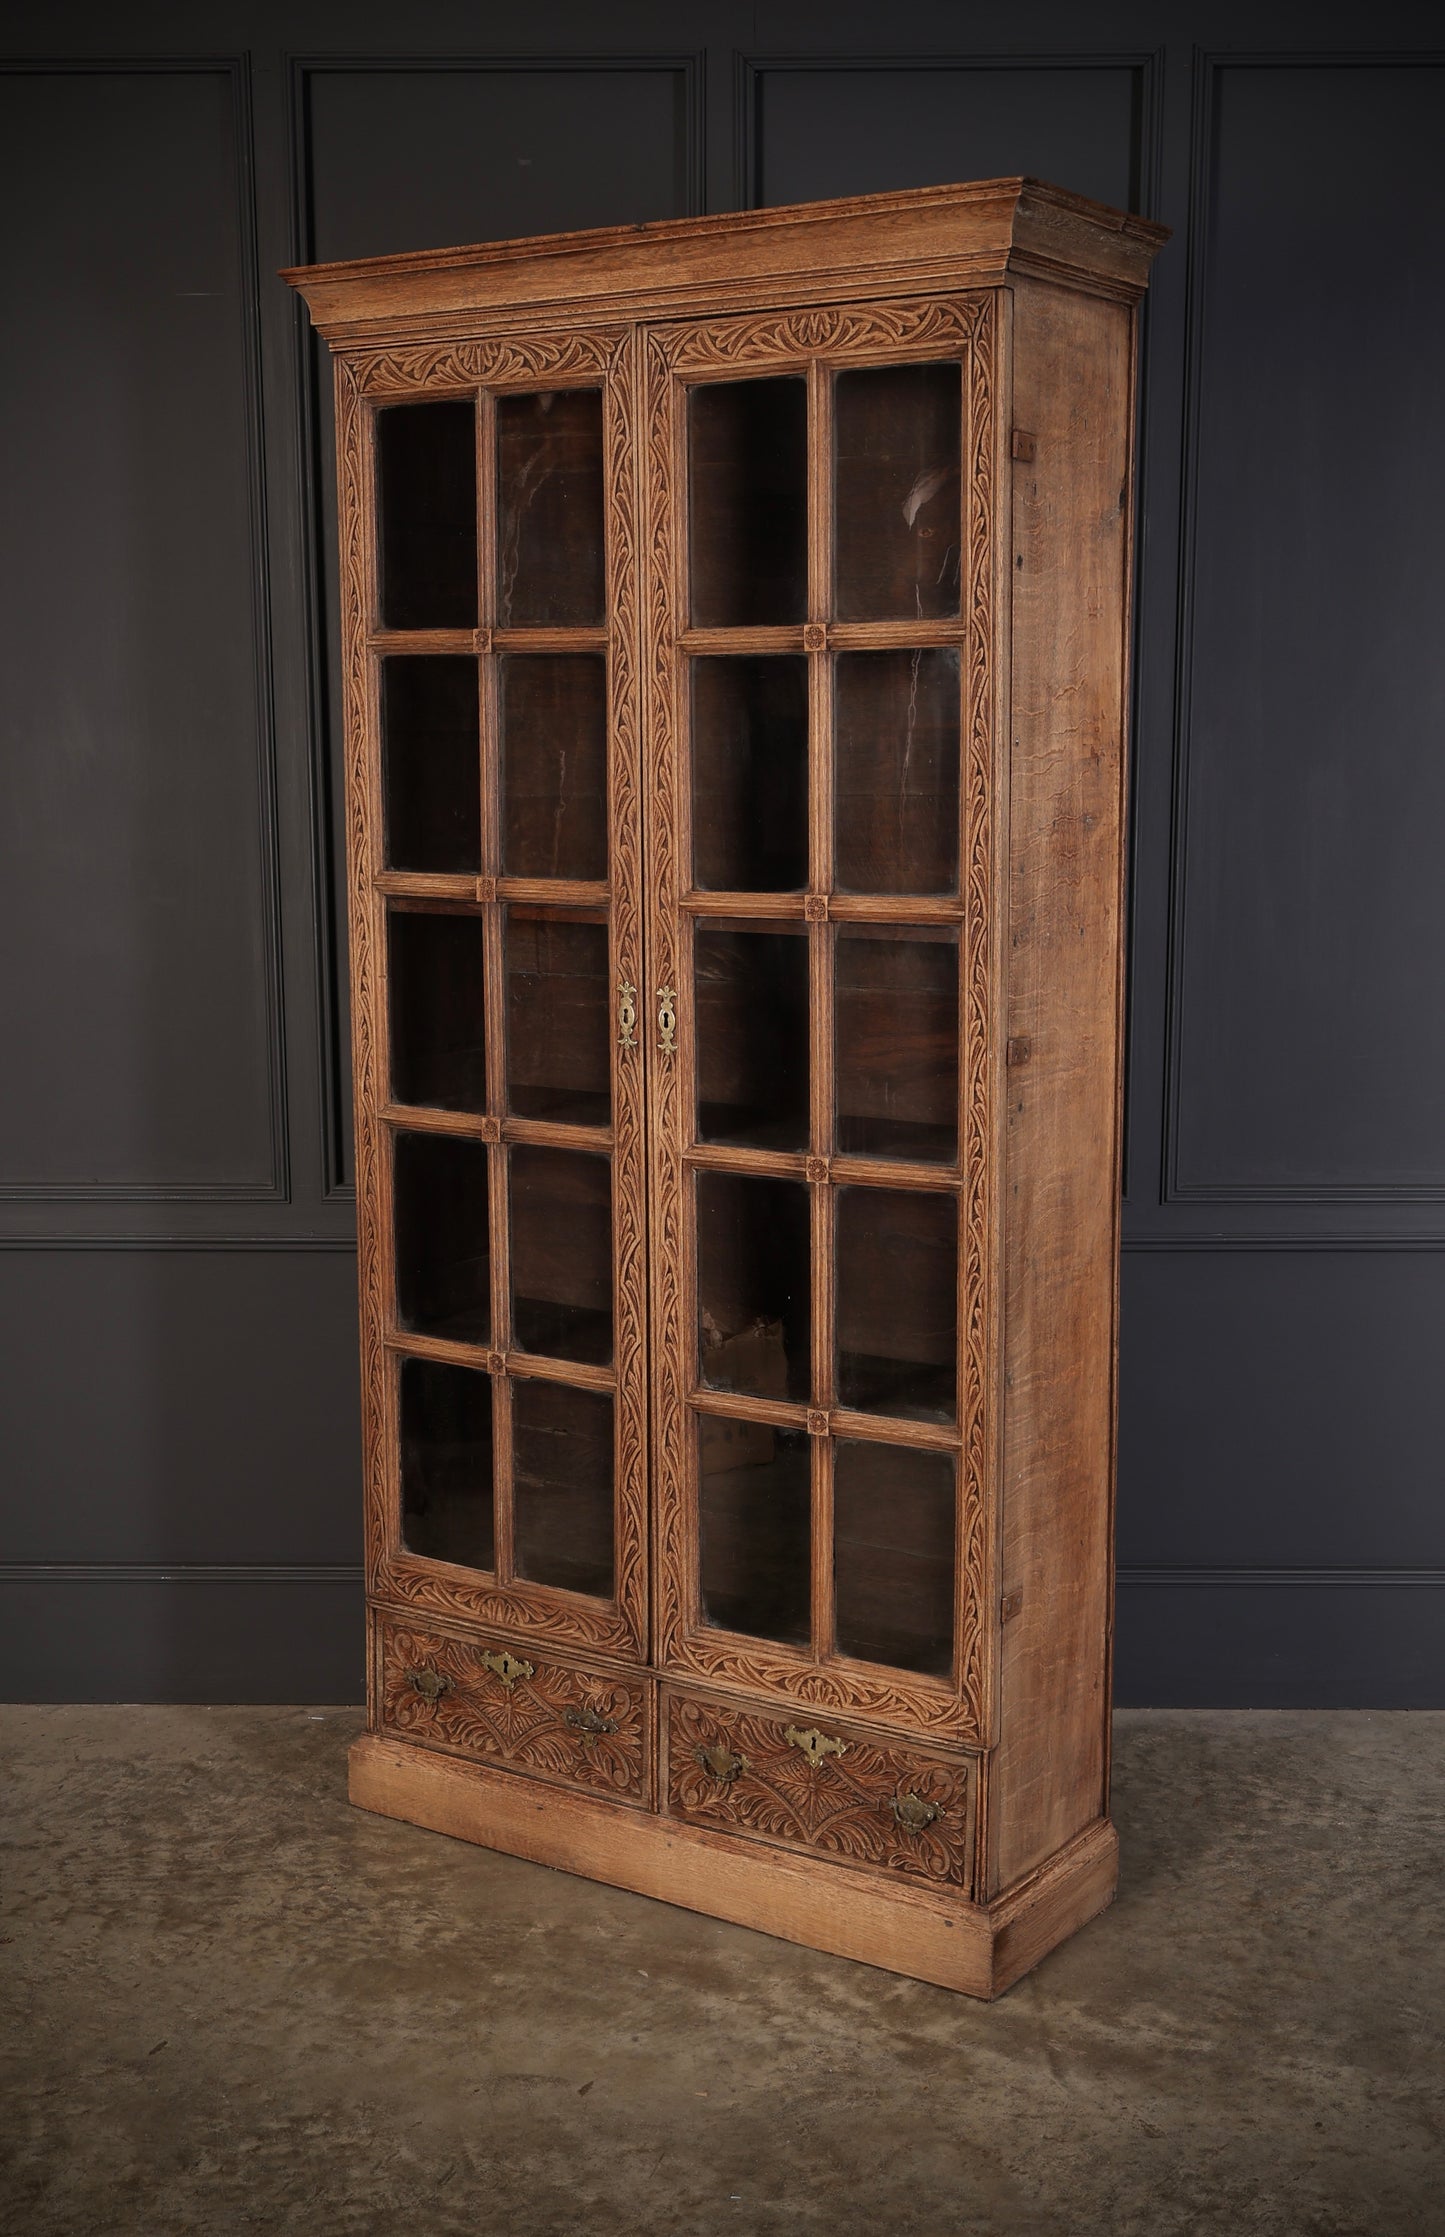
[664,1691,974,1890]
[378,1616,649,1804]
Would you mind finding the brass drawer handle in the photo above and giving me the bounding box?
[405,1665,453,1706]
[617,979,638,1050]
[564,1705,619,1739]
[785,1724,847,1769]
[891,1792,941,1834]
[696,1742,747,1785]
[479,1649,533,1690]
[656,985,677,1057]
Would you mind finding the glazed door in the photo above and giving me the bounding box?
[642,297,1001,1746]
[339,330,648,1662]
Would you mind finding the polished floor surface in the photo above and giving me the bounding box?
[2,1707,1441,2235]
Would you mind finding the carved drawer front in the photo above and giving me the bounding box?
[379,1618,648,1804]
[665,1692,974,1890]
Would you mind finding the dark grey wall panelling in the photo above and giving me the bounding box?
[0,64,283,1200]
[0,2,1441,1703]
[1170,59,1445,1200]
[0,1245,362,1702]
[742,54,1149,211]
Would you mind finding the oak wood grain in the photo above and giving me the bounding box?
[290,177,1165,1995]
[986,277,1136,1896]
[286,178,1167,342]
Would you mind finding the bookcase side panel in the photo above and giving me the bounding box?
[988,278,1136,1896]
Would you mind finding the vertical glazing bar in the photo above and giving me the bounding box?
[477,387,514,1582]
[806,359,835,1662]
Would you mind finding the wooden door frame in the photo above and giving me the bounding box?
[336,325,650,1668]
[639,292,1008,1749]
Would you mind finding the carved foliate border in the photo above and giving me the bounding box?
[960,291,1000,1741]
[657,292,989,374]
[351,329,619,396]
[642,296,998,1746]
[642,325,686,1673]
[337,329,648,1669]
[603,329,651,1665]
[335,355,388,1644]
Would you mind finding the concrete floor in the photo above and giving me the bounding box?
[1,1710,1441,2236]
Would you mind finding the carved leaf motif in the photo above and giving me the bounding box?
[335,359,390,1600]
[958,295,999,1728]
[643,329,689,1676]
[354,331,615,395]
[661,296,988,373]
[381,1621,646,1799]
[601,332,650,1662]
[377,1563,637,1657]
[667,1698,973,1887]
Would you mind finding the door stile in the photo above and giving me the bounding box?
[962,289,1008,1770]
[335,355,392,1624]
[604,325,651,1664]
[640,324,691,1669]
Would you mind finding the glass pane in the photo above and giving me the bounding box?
[696,1171,811,1403]
[388,907,487,1115]
[509,1144,612,1365]
[835,927,958,1163]
[834,1440,954,1676]
[376,399,479,631]
[835,650,959,895]
[399,1356,494,1572]
[695,922,810,1150]
[692,656,808,892]
[506,911,610,1127]
[513,1379,613,1599]
[834,363,961,622]
[689,377,807,627]
[836,1186,956,1423]
[501,654,608,882]
[394,1131,490,1345]
[698,1414,811,1646]
[381,656,481,875]
[496,389,605,626]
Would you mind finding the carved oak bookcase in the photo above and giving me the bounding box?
[285,178,1166,1998]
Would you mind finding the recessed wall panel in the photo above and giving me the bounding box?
[1175,65,1445,1193]
[0,69,274,1190]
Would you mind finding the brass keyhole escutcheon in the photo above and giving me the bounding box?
[891,1792,941,1834]
[405,1665,453,1706]
[617,979,638,1050]
[696,1742,746,1785]
[564,1705,619,1740]
[480,1649,534,1691]
[785,1725,847,1770]
[656,986,677,1058]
